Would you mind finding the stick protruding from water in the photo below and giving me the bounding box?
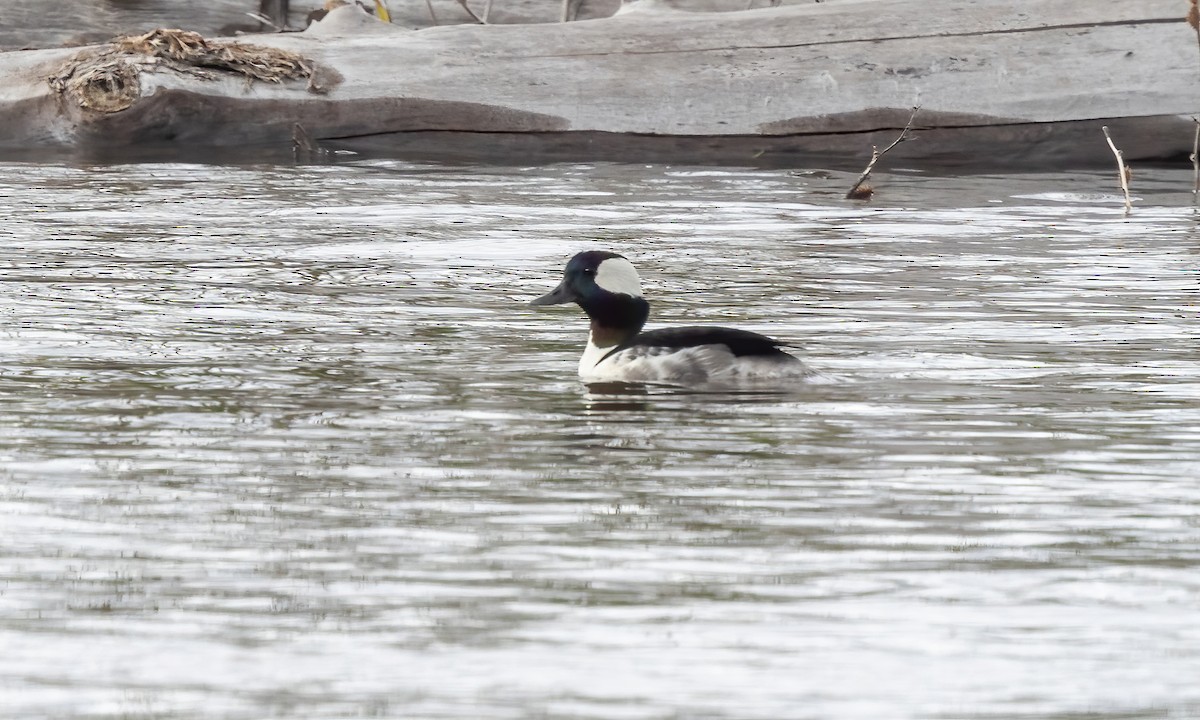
[845,106,920,201]
[1101,125,1133,215]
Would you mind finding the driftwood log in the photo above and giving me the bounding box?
[1,0,1198,167]
[0,0,805,49]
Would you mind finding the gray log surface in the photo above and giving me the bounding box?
[1,0,1197,167]
[0,0,793,48]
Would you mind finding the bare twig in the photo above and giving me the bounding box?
[845,106,920,200]
[424,0,439,25]
[293,123,315,155]
[1191,116,1200,204]
[482,0,494,22]
[455,0,485,23]
[1101,125,1133,215]
[293,123,331,162]
[246,12,284,31]
[1190,2,1200,205]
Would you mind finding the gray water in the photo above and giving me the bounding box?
[2,160,1200,720]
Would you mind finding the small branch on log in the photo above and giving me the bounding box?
[246,12,284,32]
[845,105,920,200]
[456,0,486,24]
[1101,125,1133,215]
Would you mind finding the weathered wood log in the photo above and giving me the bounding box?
[0,0,709,48]
[1,0,1198,167]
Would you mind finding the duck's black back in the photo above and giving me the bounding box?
[630,326,796,358]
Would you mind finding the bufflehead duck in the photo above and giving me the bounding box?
[531,250,815,388]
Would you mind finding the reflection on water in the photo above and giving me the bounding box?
[3,160,1200,719]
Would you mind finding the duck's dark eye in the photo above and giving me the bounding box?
[581,268,595,276]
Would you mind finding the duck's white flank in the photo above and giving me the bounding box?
[593,257,642,297]
[578,332,820,388]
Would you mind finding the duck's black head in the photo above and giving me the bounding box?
[531,250,650,339]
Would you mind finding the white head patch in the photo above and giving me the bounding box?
[594,257,643,297]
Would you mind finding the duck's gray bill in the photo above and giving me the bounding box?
[530,282,574,306]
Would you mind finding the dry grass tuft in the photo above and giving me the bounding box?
[49,28,319,113]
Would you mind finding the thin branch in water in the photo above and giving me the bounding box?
[1190,2,1200,205]
[845,106,920,200]
[1192,116,1200,204]
[293,123,328,163]
[1101,125,1133,215]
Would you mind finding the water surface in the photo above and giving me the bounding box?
[3,160,1200,719]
